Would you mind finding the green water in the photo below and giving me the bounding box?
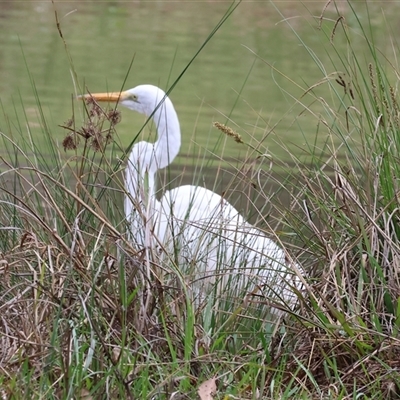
[0,1,398,198]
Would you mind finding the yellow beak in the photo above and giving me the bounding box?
[78,91,129,102]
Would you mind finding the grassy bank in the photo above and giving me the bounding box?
[1,1,400,399]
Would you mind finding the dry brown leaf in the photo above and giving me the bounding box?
[198,377,217,400]
[78,388,92,400]
[111,346,121,363]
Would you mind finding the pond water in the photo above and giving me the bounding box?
[0,1,398,215]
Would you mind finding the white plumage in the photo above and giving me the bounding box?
[83,85,302,307]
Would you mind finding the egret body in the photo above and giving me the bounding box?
[81,85,301,306]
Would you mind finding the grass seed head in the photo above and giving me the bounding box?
[213,121,244,144]
[62,134,78,151]
[91,133,103,152]
[107,109,121,126]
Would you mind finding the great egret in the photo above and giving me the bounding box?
[80,85,301,307]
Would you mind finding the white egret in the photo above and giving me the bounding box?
[81,85,302,307]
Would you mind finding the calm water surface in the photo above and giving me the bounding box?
[0,1,399,212]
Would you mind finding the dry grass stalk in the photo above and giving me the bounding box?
[330,15,344,43]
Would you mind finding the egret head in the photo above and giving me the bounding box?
[78,84,181,170]
[120,85,167,115]
[78,84,168,117]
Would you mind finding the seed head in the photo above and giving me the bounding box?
[80,122,97,139]
[62,134,77,151]
[64,118,73,128]
[107,109,121,126]
[91,134,103,152]
[213,122,244,144]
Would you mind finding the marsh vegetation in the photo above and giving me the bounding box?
[1,1,400,398]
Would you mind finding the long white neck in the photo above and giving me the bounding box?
[126,94,181,198]
[124,91,181,245]
[151,94,181,170]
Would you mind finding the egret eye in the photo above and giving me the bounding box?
[129,94,138,102]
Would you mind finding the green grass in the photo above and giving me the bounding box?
[1,1,400,399]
